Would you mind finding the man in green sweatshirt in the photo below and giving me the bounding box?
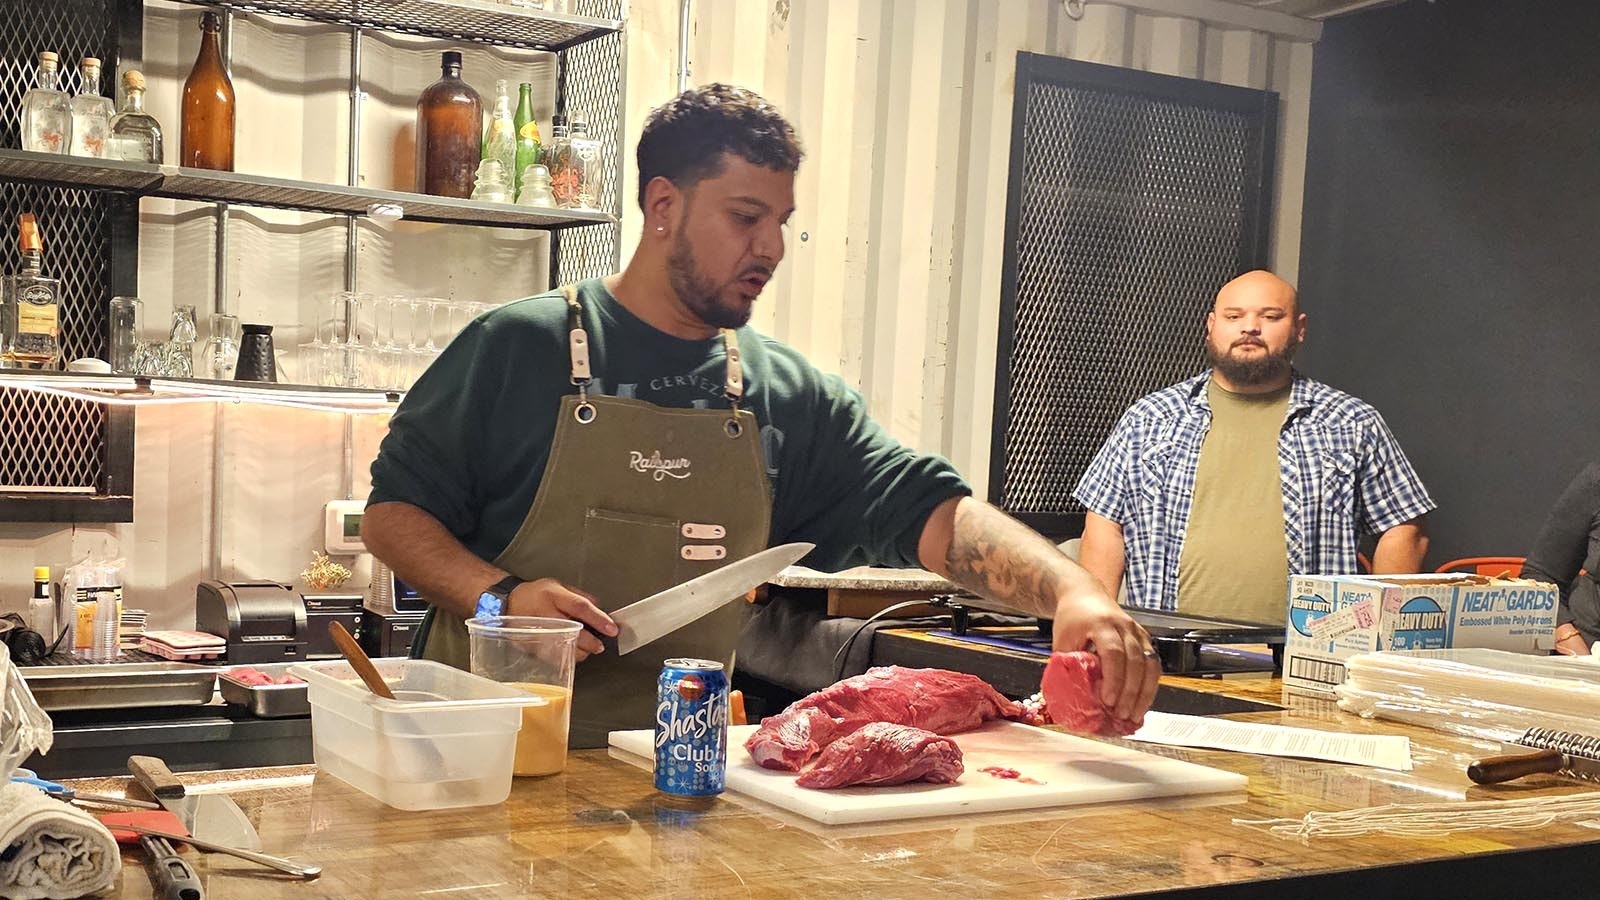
[363,84,1159,747]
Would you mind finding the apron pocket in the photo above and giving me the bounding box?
[578,507,682,610]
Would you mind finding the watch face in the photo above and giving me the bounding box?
[474,592,504,619]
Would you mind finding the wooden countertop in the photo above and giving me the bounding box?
[66,706,1600,900]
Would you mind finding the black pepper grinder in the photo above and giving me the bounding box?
[234,323,278,382]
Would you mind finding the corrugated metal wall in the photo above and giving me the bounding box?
[626,0,1316,499]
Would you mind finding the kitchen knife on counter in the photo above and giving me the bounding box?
[128,755,262,851]
[608,542,814,655]
[1467,727,1600,785]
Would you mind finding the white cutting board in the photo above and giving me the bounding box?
[608,721,1247,825]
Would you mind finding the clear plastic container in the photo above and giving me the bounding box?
[465,616,579,776]
[289,659,545,810]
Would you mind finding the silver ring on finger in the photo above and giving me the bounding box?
[1141,646,1159,659]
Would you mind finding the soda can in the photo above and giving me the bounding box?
[654,658,728,797]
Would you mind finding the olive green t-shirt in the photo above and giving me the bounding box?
[367,278,971,572]
[1176,379,1292,624]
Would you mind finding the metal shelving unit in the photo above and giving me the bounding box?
[172,0,622,51]
[0,149,617,230]
[0,370,400,414]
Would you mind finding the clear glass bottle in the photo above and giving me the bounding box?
[110,70,164,163]
[415,51,483,198]
[546,114,576,208]
[181,11,236,171]
[513,82,541,196]
[3,214,63,370]
[516,164,555,207]
[568,112,601,209]
[481,79,517,196]
[20,52,72,154]
[69,57,114,158]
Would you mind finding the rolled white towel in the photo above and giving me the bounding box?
[0,782,121,900]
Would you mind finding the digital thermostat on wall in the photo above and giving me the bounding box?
[324,499,367,554]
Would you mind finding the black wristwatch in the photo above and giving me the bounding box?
[474,575,526,618]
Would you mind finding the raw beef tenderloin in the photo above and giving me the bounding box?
[795,722,964,789]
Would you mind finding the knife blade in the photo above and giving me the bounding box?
[608,541,815,655]
[128,756,263,852]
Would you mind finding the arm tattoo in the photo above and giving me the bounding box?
[943,502,1074,618]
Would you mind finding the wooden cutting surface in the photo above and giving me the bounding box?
[64,688,1600,900]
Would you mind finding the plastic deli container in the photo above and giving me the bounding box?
[289,659,546,811]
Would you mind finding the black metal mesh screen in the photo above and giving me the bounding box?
[553,0,622,284]
[0,0,118,490]
[997,59,1272,521]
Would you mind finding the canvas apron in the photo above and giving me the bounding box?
[413,285,772,748]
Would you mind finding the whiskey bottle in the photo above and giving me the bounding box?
[19,52,72,154]
[69,57,114,158]
[3,214,64,371]
[110,70,164,163]
[415,51,482,198]
[181,11,236,171]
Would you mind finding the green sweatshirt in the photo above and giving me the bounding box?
[368,278,970,571]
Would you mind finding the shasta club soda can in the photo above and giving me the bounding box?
[654,658,729,797]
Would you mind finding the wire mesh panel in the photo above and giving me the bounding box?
[991,54,1276,536]
[551,0,623,285]
[0,0,132,510]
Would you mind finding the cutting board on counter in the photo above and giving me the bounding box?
[609,720,1247,825]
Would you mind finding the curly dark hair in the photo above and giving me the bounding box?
[636,83,804,210]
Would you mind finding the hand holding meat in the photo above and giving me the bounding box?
[1047,589,1159,728]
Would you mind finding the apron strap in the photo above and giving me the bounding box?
[560,283,745,429]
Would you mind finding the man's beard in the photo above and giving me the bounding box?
[667,232,753,330]
[1206,336,1297,386]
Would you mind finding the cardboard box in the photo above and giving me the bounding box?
[1282,573,1558,696]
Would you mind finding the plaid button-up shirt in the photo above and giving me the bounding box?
[1073,371,1436,611]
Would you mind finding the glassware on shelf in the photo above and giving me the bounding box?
[202,313,239,380]
[416,51,482,199]
[470,159,512,203]
[3,214,63,371]
[181,11,236,171]
[568,112,601,210]
[482,79,517,190]
[513,82,540,197]
[69,57,114,159]
[545,114,575,208]
[110,70,164,164]
[20,52,72,154]
[164,305,198,377]
[516,164,555,207]
[107,296,143,374]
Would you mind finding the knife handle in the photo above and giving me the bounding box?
[129,756,186,799]
[141,836,205,900]
[1467,749,1565,785]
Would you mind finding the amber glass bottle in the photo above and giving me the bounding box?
[180,11,235,171]
[415,51,483,198]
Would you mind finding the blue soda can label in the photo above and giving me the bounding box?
[654,658,728,797]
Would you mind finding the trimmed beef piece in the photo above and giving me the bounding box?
[795,722,964,789]
[745,666,1024,771]
[1040,650,1139,737]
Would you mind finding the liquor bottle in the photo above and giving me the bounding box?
[3,214,63,371]
[513,82,541,196]
[19,52,72,154]
[481,79,517,197]
[568,112,601,210]
[546,114,576,208]
[110,70,164,163]
[181,11,236,171]
[69,57,114,158]
[415,51,483,198]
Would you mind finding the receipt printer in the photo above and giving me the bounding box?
[195,580,308,664]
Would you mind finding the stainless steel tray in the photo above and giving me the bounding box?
[18,662,217,711]
[217,663,310,718]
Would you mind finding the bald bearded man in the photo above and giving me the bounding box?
[1072,271,1435,624]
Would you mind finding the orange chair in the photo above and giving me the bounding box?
[1434,556,1525,578]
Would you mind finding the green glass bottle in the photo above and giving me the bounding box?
[513,82,542,196]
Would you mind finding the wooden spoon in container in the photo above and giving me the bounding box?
[328,621,395,700]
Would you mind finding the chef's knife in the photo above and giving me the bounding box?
[128,755,263,851]
[1467,727,1600,785]
[608,542,815,655]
